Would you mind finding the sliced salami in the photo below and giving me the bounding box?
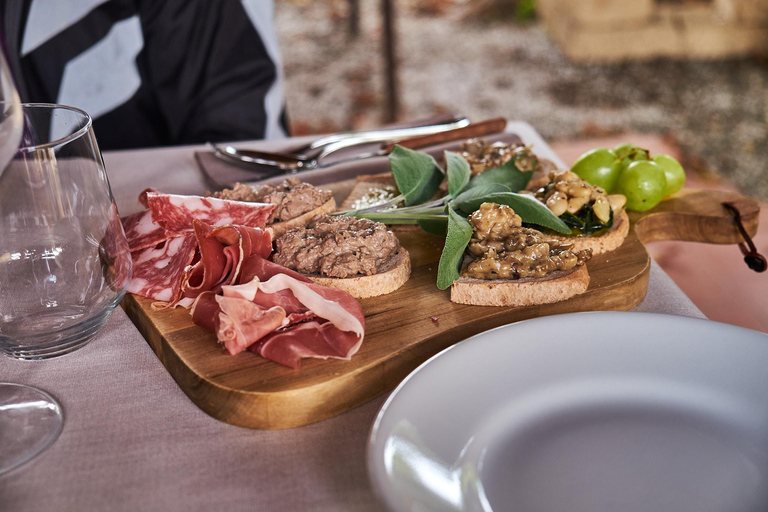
[121,209,171,253]
[145,192,275,236]
[127,233,198,304]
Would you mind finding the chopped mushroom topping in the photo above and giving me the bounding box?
[462,203,592,280]
[533,170,625,223]
[459,139,538,176]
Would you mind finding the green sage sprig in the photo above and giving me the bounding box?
[340,144,570,288]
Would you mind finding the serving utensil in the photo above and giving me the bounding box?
[210,117,508,175]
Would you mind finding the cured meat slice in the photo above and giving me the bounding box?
[122,209,170,253]
[127,233,198,303]
[183,222,273,300]
[215,297,285,355]
[183,221,231,299]
[191,267,365,367]
[253,321,364,369]
[256,274,364,337]
[239,253,309,284]
[145,191,275,236]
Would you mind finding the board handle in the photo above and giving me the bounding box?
[630,188,765,271]
[722,202,767,272]
[630,189,759,244]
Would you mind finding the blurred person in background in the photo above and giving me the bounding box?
[0,0,289,150]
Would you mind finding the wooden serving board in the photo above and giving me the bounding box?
[121,187,760,429]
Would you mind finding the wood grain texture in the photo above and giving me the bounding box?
[121,188,760,429]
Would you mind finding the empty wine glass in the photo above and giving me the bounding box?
[0,48,131,475]
[0,103,132,359]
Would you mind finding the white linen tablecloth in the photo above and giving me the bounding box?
[0,123,705,512]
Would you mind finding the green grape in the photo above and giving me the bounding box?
[615,160,667,212]
[614,143,650,175]
[653,154,686,197]
[613,143,649,161]
[570,148,622,193]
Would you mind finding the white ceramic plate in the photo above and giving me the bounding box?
[368,312,768,512]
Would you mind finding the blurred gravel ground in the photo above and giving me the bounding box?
[276,0,768,200]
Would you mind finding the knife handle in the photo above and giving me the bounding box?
[381,117,508,152]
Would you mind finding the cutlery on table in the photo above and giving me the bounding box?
[210,114,468,172]
[209,117,508,174]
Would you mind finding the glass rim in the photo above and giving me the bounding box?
[16,103,93,153]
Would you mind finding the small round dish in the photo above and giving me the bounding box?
[368,312,768,512]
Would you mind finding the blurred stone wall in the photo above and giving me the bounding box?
[537,0,768,61]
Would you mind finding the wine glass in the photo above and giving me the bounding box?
[0,51,131,474]
[0,47,60,477]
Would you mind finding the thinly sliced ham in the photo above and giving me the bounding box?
[253,321,364,370]
[182,222,273,300]
[145,191,274,236]
[190,263,365,368]
[127,233,198,303]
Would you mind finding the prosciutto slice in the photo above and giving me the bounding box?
[183,222,273,300]
[190,258,365,368]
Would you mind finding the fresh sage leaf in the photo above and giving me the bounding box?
[418,204,449,237]
[445,151,470,198]
[389,145,443,206]
[449,183,512,209]
[455,192,570,234]
[418,218,448,237]
[437,208,473,290]
[466,160,533,192]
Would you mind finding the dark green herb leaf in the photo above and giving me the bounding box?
[455,192,570,234]
[445,151,470,198]
[436,208,473,290]
[418,218,448,237]
[389,145,443,206]
[449,183,512,209]
[560,206,613,235]
[418,205,449,237]
[466,159,533,192]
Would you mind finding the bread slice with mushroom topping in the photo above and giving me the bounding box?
[450,202,591,307]
[529,170,629,255]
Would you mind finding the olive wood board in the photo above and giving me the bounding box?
[121,187,760,429]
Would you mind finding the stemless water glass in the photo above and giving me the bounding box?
[0,103,132,359]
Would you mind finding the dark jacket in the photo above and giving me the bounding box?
[1,0,288,149]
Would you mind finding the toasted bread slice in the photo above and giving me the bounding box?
[450,263,590,307]
[270,197,337,238]
[307,248,411,299]
[550,209,629,255]
[340,174,422,232]
[340,173,397,211]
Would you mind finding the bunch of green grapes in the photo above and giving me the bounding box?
[570,143,686,212]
